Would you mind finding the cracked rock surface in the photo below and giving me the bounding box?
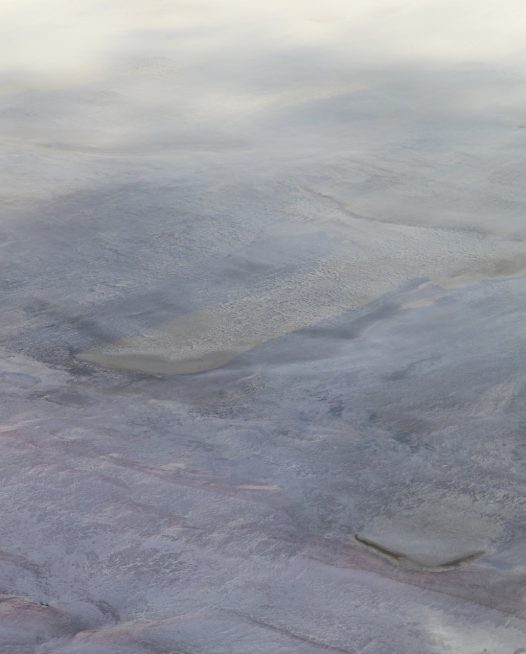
[1,1,526,652]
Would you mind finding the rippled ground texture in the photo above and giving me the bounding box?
[2,1,526,652]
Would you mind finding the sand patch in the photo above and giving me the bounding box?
[354,496,500,570]
[77,218,526,375]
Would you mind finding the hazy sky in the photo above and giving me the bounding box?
[2,1,526,147]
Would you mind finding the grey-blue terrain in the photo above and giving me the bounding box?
[1,1,526,652]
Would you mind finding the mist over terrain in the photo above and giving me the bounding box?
[1,1,526,652]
